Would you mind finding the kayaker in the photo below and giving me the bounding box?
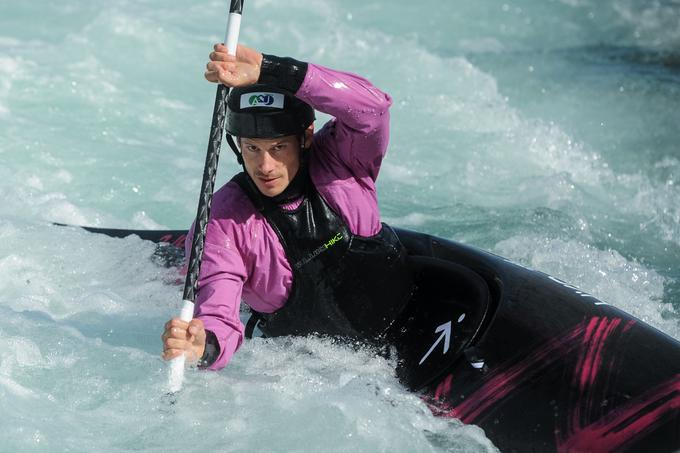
[161,43,413,369]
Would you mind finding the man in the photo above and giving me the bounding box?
[161,43,413,369]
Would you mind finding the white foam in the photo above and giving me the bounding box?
[617,159,680,247]
[55,170,73,184]
[66,56,120,104]
[383,212,433,227]
[0,56,22,116]
[0,337,44,368]
[613,0,680,50]
[44,197,90,226]
[131,211,167,230]
[0,376,37,398]
[0,56,21,76]
[25,175,43,190]
[0,36,21,46]
[156,98,193,111]
[495,235,679,339]
[218,335,500,452]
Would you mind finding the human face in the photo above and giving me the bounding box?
[240,135,301,197]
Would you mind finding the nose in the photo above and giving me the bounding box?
[258,151,276,174]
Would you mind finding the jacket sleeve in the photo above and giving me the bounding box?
[258,55,392,182]
[185,219,247,370]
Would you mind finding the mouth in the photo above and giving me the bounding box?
[257,176,280,187]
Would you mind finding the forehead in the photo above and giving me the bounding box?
[241,135,297,147]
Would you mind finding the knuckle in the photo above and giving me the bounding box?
[170,318,187,328]
[175,328,187,339]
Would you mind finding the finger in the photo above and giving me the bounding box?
[167,326,191,340]
[168,318,189,330]
[161,321,178,340]
[210,51,236,63]
[188,318,204,335]
[163,334,184,349]
[206,61,223,72]
[161,326,188,347]
[205,68,236,86]
[217,70,232,86]
[163,327,182,340]
[235,43,251,58]
[165,338,189,350]
[206,61,236,73]
[189,319,206,345]
[205,68,226,83]
[214,43,228,53]
[205,70,219,83]
[162,348,184,361]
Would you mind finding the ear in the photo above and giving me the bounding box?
[303,124,314,149]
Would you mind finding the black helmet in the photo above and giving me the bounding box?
[225,84,315,138]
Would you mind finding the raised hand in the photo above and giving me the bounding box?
[205,43,263,87]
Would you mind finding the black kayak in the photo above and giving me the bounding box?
[72,224,680,452]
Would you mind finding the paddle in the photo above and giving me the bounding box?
[167,0,245,393]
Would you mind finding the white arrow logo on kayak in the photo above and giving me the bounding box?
[419,321,452,365]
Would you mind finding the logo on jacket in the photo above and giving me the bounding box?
[294,232,345,270]
[240,92,285,109]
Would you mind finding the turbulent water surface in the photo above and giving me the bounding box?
[1,0,679,451]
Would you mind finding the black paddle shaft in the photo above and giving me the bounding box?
[183,0,244,303]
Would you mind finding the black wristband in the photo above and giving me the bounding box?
[258,54,308,94]
[197,329,220,369]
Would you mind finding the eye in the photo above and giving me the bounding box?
[273,144,287,152]
[245,144,259,153]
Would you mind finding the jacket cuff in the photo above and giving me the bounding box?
[197,329,221,369]
[258,54,308,94]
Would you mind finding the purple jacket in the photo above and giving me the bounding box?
[187,63,392,370]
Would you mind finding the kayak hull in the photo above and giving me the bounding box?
[71,224,680,452]
[396,228,680,452]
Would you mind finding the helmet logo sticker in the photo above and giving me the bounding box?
[240,92,285,109]
[249,94,273,105]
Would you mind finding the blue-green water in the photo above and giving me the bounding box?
[1,0,678,451]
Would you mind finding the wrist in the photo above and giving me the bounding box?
[194,342,205,362]
[197,330,220,369]
[258,54,308,94]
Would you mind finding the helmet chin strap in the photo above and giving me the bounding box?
[226,135,243,165]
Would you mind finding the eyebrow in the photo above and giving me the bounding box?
[243,140,289,147]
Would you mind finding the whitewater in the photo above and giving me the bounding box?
[1,0,679,451]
